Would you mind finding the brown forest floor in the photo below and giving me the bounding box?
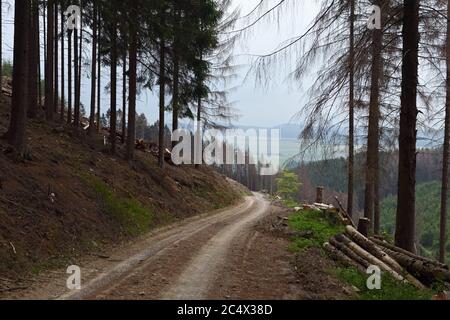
[0,92,244,286]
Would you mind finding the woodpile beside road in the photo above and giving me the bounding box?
[311,202,450,290]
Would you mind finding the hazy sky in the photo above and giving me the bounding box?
[1,0,320,128]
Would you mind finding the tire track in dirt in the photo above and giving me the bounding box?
[60,195,259,300]
[160,194,269,300]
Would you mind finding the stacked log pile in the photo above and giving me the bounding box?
[324,223,450,289]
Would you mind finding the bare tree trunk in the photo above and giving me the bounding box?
[88,1,97,136]
[172,50,180,137]
[110,22,118,154]
[54,0,59,114]
[77,0,82,123]
[60,6,65,120]
[396,0,420,253]
[7,0,30,154]
[439,0,450,264]
[347,0,355,219]
[0,0,2,82]
[364,0,384,235]
[97,36,101,132]
[158,36,165,168]
[27,0,39,119]
[45,0,55,121]
[126,25,137,161]
[122,52,127,143]
[67,29,72,124]
[73,27,80,127]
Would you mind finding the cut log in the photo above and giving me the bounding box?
[370,237,449,270]
[323,242,366,273]
[335,234,405,283]
[330,237,372,269]
[345,226,426,289]
[357,218,371,237]
[378,246,450,283]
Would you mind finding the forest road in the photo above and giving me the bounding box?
[61,193,271,300]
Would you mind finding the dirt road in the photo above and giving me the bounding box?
[3,193,350,300]
[63,193,273,300]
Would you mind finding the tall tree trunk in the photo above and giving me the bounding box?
[38,4,42,109]
[88,1,97,136]
[0,0,2,82]
[110,23,118,154]
[27,0,39,119]
[45,0,55,121]
[158,36,165,168]
[439,0,450,264]
[347,0,355,219]
[60,6,65,120]
[395,0,420,253]
[7,0,30,154]
[97,36,101,132]
[364,0,384,235]
[77,0,82,123]
[172,51,180,139]
[122,52,127,143]
[126,25,137,161]
[54,0,59,114]
[67,29,72,124]
[73,27,80,126]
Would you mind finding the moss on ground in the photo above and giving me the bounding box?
[83,175,156,236]
[288,210,345,252]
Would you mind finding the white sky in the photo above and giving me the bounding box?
[1,0,321,128]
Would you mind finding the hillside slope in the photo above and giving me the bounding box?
[0,93,244,281]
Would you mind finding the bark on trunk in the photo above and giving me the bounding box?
[122,53,127,143]
[88,2,97,136]
[395,0,420,253]
[364,0,383,234]
[73,27,80,126]
[110,23,118,154]
[45,0,55,121]
[27,0,39,119]
[439,0,450,264]
[158,36,165,168]
[7,0,30,153]
[67,30,72,124]
[60,6,65,120]
[347,0,355,219]
[54,0,59,114]
[126,26,137,161]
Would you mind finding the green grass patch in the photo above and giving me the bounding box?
[84,175,155,236]
[334,267,435,300]
[288,210,345,252]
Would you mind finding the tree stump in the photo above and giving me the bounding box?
[357,218,371,237]
[316,186,324,204]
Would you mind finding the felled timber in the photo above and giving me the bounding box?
[334,234,405,283]
[330,236,372,269]
[323,242,366,273]
[370,237,449,270]
[345,226,426,289]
